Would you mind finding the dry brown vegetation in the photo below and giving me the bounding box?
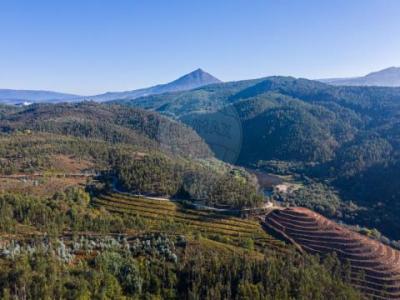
[262,207,400,299]
[48,154,94,173]
[0,176,87,197]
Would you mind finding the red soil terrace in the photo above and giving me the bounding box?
[262,207,400,300]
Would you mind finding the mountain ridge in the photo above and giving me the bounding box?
[86,68,222,102]
[320,66,400,87]
[0,89,81,105]
[0,69,222,104]
[3,67,400,105]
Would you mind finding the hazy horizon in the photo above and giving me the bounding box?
[2,66,400,97]
[1,0,400,94]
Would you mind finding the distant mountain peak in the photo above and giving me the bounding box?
[366,66,400,77]
[90,69,222,102]
[379,66,399,71]
[170,69,222,87]
[0,69,223,104]
[188,68,208,74]
[175,68,220,80]
[320,66,400,87]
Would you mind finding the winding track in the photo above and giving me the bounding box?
[262,207,400,300]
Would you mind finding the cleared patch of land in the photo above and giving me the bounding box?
[47,154,94,173]
[246,169,283,188]
[0,176,87,197]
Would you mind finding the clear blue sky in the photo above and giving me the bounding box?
[1,0,399,95]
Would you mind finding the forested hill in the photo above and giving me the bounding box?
[111,78,266,117]
[0,102,212,159]
[116,76,400,117]
[113,76,400,240]
[112,76,400,164]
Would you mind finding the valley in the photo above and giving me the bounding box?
[2,73,400,299]
[3,1,400,298]
[118,75,400,241]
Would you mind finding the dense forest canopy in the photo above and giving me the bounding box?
[0,102,212,159]
[0,189,360,300]
[0,78,399,299]
[115,77,400,240]
[0,102,262,209]
[110,151,263,208]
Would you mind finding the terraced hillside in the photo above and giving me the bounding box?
[262,207,400,300]
[93,193,285,254]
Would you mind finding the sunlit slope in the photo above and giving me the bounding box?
[263,207,400,299]
[93,193,285,253]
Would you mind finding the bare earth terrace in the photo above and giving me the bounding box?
[262,207,400,300]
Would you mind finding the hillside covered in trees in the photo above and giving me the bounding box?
[0,102,212,159]
[0,102,266,209]
[0,101,363,299]
[115,77,400,240]
[0,191,361,299]
[0,78,399,299]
